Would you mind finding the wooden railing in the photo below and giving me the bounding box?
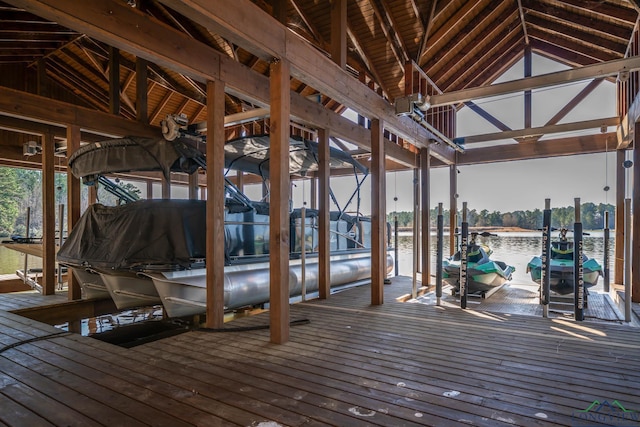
[617,24,640,119]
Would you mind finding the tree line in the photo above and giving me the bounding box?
[0,167,139,238]
[388,202,616,231]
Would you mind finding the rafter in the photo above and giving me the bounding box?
[516,0,529,45]
[362,0,405,68]
[419,0,481,66]
[346,25,390,99]
[289,0,324,44]
[436,12,522,91]
[527,27,620,63]
[422,0,508,78]
[432,56,640,107]
[415,0,437,63]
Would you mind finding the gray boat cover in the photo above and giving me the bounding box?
[68,136,202,183]
[69,134,367,182]
[224,135,368,178]
[57,199,207,270]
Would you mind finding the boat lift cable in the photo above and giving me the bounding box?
[194,318,310,333]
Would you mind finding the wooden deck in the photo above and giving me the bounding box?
[0,278,639,426]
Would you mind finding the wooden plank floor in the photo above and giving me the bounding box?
[0,278,639,426]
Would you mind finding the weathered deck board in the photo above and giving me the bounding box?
[0,277,638,426]
[0,289,66,311]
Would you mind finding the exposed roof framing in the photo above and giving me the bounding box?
[0,0,638,169]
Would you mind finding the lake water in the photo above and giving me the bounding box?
[0,245,42,275]
[393,230,614,291]
[1,230,614,290]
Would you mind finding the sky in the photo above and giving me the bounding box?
[163,53,630,214]
[317,53,626,214]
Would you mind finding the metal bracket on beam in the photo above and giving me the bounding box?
[395,94,464,153]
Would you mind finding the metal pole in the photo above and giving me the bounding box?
[541,199,551,318]
[603,210,610,293]
[412,193,419,299]
[574,198,584,321]
[460,202,468,309]
[57,204,64,289]
[394,215,399,276]
[23,207,30,283]
[300,205,306,302]
[436,203,444,306]
[624,198,631,323]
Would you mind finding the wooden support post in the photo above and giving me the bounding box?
[449,164,458,256]
[632,122,640,303]
[188,172,199,200]
[161,174,171,199]
[205,79,227,329]
[524,45,532,129]
[614,149,625,284]
[37,58,49,98]
[88,185,97,205]
[370,118,385,305]
[318,128,330,299]
[420,146,430,286]
[330,0,347,69]
[269,59,291,343]
[109,46,120,115]
[42,132,56,295]
[66,125,82,300]
[136,57,148,123]
[236,170,244,193]
[310,178,317,210]
[146,180,153,199]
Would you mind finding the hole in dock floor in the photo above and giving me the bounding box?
[54,305,193,348]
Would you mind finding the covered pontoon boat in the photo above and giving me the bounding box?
[58,130,392,316]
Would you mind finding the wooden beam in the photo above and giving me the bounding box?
[269,59,291,343]
[136,57,148,123]
[330,0,346,69]
[14,0,439,164]
[108,46,120,115]
[456,117,620,145]
[317,128,330,300]
[432,56,640,107]
[458,132,616,165]
[155,0,451,158]
[205,79,226,329]
[0,86,158,138]
[544,78,603,126]
[464,101,512,132]
[42,132,56,295]
[415,0,437,62]
[66,125,81,300]
[370,118,385,305]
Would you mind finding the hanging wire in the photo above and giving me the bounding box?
[603,136,609,205]
[393,171,398,213]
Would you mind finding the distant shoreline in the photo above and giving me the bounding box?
[396,226,533,233]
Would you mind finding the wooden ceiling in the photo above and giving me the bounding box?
[0,0,638,168]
